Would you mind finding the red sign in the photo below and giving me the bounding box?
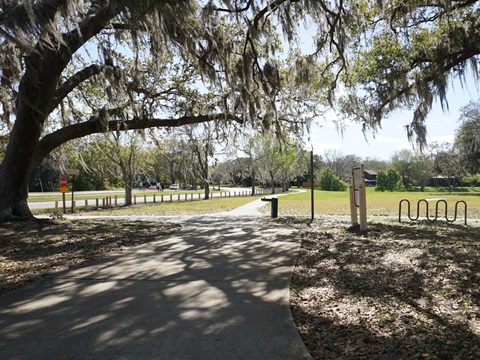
[60,177,67,187]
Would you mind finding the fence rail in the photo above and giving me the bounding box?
[55,189,264,213]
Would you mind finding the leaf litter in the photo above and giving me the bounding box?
[0,219,180,295]
[285,215,480,360]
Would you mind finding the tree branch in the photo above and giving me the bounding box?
[32,113,243,169]
[51,64,104,112]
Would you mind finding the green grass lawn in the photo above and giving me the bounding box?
[30,186,480,221]
[281,187,480,219]
[32,195,264,216]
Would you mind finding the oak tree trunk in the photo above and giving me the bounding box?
[0,52,66,221]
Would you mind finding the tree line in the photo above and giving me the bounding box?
[26,95,480,202]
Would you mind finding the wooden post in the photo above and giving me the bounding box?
[96,198,99,209]
[70,174,75,213]
[85,199,88,211]
[349,184,357,225]
[55,201,58,213]
[72,201,76,213]
[310,150,314,221]
[359,164,368,231]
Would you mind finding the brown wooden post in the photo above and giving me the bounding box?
[311,150,314,221]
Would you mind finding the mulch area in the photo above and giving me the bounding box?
[286,216,480,359]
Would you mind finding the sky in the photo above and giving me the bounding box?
[306,77,480,161]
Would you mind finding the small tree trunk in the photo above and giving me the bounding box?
[270,173,275,194]
[124,185,133,206]
[251,169,256,196]
[204,180,210,200]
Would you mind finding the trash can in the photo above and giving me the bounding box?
[261,197,278,218]
[271,198,278,218]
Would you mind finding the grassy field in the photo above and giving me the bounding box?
[32,195,265,216]
[31,186,480,221]
[79,195,264,216]
[280,187,480,220]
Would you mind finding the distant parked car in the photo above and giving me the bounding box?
[148,185,158,190]
[169,184,179,190]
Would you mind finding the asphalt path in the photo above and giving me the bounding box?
[0,196,312,359]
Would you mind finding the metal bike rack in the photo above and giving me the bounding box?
[399,198,467,225]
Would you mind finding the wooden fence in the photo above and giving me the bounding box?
[55,189,264,213]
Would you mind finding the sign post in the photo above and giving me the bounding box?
[60,177,68,213]
[310,150,314,221]
[66,169,80,213]
[350,164,367,231]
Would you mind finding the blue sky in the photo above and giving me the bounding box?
[307,79,480,161]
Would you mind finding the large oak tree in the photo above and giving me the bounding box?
[0,0,339,222]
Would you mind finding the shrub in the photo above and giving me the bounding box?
[376,168,401,191]
[319,168,348,191]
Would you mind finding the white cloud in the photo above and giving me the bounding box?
[428,134,455,144]
[311,141,342,154]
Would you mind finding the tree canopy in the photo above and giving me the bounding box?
[340,0,480,149]
[0,0,334,220]
[455,101,480,174]
[1,0,480,221]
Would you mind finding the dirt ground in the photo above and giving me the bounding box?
[1,216,479,359]
[287,215,480,360]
